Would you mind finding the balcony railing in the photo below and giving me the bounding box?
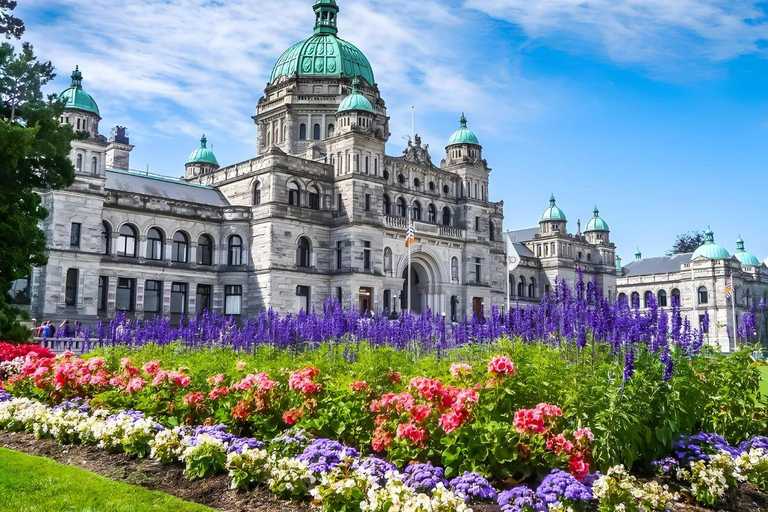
[383,215,465,240]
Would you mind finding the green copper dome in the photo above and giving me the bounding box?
[58,66,100,116]
[635,248,642,260]
[270,1,375,85]
[585,206,609,232]
[541,194,567,222]
[187,135,219,166]
[337,77,374,113]
[448,113,480,145]
[734,236,761,266]
[692,228,730,260]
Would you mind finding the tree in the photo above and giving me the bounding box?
[667,231,705,256]
[0,5,75,341]
[0,0,23,40]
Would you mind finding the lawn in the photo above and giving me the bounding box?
[760,365,768,397]
[0,447,211,512]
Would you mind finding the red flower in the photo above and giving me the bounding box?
[289,366,322,395]
[409,377,444,401]
[535,402,562,418]
[513,408,547,435]
[183,391,205,406]
[569,453,590,480]
[349,380,369,392]
[372,425,393,452]
[409,404,433,423]
[208,386,229,400]
[125,377,145,394]
[282,407,305,425]
[231,400,252,421]
[573,427,594,442]
[142,361,161,376]
[488,356,515,376]
[438,410,466,434]
[387,371,402,384]
[546,434,573,455]
[395,422,428,446]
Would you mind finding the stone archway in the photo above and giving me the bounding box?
[398,252,444,314]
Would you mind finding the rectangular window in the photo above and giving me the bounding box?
[363,241,371,271]
[296,285,310,312]
[98,276,108,313]
[116,278,135,312]
[365,194,371,211]
[475,217,480,231]
[308,192,320,210]
[225,285,242,315]
[65,268,78,306]
[196,285,212,314]
[383,289,391,312]
[475,257,482,284]
[144,280,162,316]
[70,223,81,247]
[699,314,709,333]
[336,286,343,303]
[365,156,369,173]
[337,193,342,211]
[170,283,188,318]
[336,241,343,270]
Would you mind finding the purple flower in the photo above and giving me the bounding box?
[652,457,679,475]
[228,437,265,454]
[352,456,398,484]
[498,486,546,512]
[670,432,740,464]
[738,436,768,453]
[296,438,359,473]
[0,390,11,403]
[403,463,448,493]
[623,347,635,381]
[449,471,497,503]
[268,428,310,457]
[536,469,592,507]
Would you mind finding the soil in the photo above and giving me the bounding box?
[2,430,767,511]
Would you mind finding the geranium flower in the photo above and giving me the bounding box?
[409,404,433,423]
[395,422,428,446]
[545,434,573,455]
[282,407,305,425]
[438,410,466,434]
[208,386,229,401]
[142,361,161,376]
[449,363,473,379]
[573,427,594,442]
[488,356,515,376]
[348,380,369,392]
[568,453,590,480]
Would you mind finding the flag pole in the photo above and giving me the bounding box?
[407,207,412,313]
[411,106,415,142]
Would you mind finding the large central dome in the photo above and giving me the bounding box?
[270,0,375,85]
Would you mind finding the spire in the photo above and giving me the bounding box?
[313,0,339,36]
[200,134,207,148]
[593,206,599,217]
[635,248,642,260]
[70,66,82,88]
[459,112,467,129]
[351,76,361,93]
[549,194,556,206]
[736,235,746,252]
[704,226,715,243]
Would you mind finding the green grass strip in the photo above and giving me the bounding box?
[0,447,212,512]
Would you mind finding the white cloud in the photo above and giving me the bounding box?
[464,0,768,78]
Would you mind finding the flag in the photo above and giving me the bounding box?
[405,221,415,248]
[725,276,733,299]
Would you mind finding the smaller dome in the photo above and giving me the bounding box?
[541,194,566,222]
[635,248,642,260]
[187,135,219,166]
[448,113,479,146]
[585,206,609,232]
[58,66,100,116]
[692,228,730,260]
[734,236,761,266]
[337,77,374,113]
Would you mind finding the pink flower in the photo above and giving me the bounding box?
[372,426,393,452]
[183,391,205,406]
[488,356,515,376]
[438,410,466,434]
[535,402,563,418]
[289,366,322,395]
[142,361,161,376]
[409,377,444,401]
[573,427,594,442]
[119,357,132,368]
[169,371,191,387]
[151,370,169,386]
[569,454,590,480]
[109,376,126,388]
[450,363,473,379]
[409,404,433,423]
[349,380,369,392]
[125,377,145,394]
[282,407,304,425]
[207,373,225,386]
[208,386,229,401]
[513,408,546,435]
[395,423,428,445]
[87,358,105,371]
[546,434,573,455]
[371,392,415,413]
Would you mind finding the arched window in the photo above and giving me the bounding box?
[117,225,137,258]
[489,220,495,241]
[384,247,393,276]
[288,181,300,206]
[509,275,515,297]
[327,123,334,137]
[618,292,627,303]
[442,207,451,226]
[382,194,391,215]
[299,123,307,140]
[398,173,405,184]
[671,288,681,306]
[397,197,407,217]
[76,154,82,172]
[102,221,111,255]
[313,123,321,140]
[517,276,526,297]
[529,278,537,298]
[429,181,435,191]
[253,182,261,205]
[197,235,213,265]
[146,228,164,260]
[91,156,97,174]
[412,201,422,221]
[414,178,421,188]
[630,292,640,309]
[308,186,320,210]
[644,290,653,308]
[657,289,668,307]
[228,235,243,266]
[451,257,459,281]
[698,286,708,304]
[297,236,312,267]
[171,232,189,263]
[428,204,436,223]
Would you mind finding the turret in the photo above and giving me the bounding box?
[584,206,610,244]
[539,194,567,235]
[185,134,220,179]
[105,126,134,171]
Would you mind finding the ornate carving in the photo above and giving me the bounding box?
[401,134,434,167]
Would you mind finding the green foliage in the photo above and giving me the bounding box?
[0,1,24,40]
[0,447,211,511]
[667,231,705,255]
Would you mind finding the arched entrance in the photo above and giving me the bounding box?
[401,262,429,314]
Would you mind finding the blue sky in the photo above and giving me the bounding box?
[18,0,768,262]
